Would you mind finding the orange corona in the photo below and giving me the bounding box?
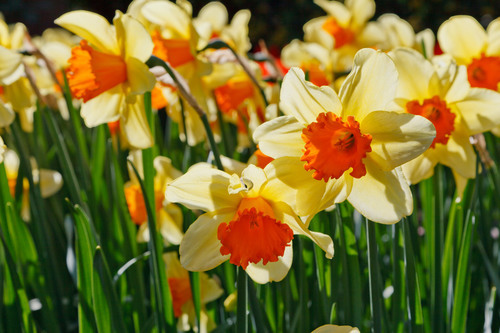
[151,30,194,68]
[217,196,293,269]
[467,54,500,91]
[406,96,455,148]
[301,113,372,181]
[168,277,192,318]
[66,40,127,102]
[322,17,355,49]
[124,184,165,225]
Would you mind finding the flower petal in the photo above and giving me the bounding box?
[121,95,154,149]
[437,16,486,64]
[348,160,412,224]
[362,111,435,171]
[0,46,23,85]
[158,206,184,245]
[339,49,398,121]
[314,0,351,26]
[453,88,500,135]
[280,67,342,124]
[245,245,293,284]
[165,164,240,212]
[80,85,123,127]
[253,116,304,159]
[126,57,156,95]
[179,210,233,271]
[114,11,154,62]
[346,0,375,29]
[401,152,438,185]
[39,169,63,198]
[141,1,191,39]
[434,126,476,179]
[55,10,118,54]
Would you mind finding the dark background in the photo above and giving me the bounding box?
[2,0,500,50]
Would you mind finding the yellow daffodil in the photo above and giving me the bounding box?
[124,151,183,245]
[312,325,360,333]
[55,10,156,149]
[303,0,385,71]
[389,47,500,185]
[254,49,436,223]
[165,162,334,283]
[164,252,223,332]
[4,149,63,220]
[0,19,24,85]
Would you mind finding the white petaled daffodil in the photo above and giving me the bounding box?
[254,49,436,224]
[55,10,156,149]
[389,47,500,186]
[165,162,334,284]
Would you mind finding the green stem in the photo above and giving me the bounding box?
[237,267,248,333]
[366,219,382,333]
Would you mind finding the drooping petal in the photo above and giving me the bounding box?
[252,116,304,159]
[55,10,119,54]
[437,16,486,65]
[179,210,233,271]
[245,245,293,284]
[114,11,154,62]
[80,85,123,126]
[165,164,240,212]
[361,111,435,171]
[347,160,412,224]
[339,49,398,121]
[453,88,500,135]
[121,96,154,149]
[401,152,438,185]
[280,67,342,124]
[126,57,156,95]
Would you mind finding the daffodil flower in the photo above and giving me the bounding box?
[164,252,223,332]
[165,162,334,284]
[55,10,156,149]
[389,47,500,185]
[254,49,436,223]
[312,324,360,333]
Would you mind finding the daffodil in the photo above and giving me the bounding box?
[312,325,360,333]
[4,149,63,220]
[165,162,334,283]
[0,19,24,85]
[254,49,436,223]
[389,47,500,185]
[303,0,385,72]
[124,150,183,245]
[164,252,223,332]
[55,10,156,149]
[437,15,500,91]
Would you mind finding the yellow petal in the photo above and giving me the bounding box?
[378,14,415,50]
[437,16,486,64]
[245,245,293,284]
[55,10,118,54]
[0,46,23,84]
[339,49,398,121]
[114,11,153,62]
[121,95,154,149]
[486,18,500,55]
[196,2,228,33]
[280,67,342,125]
[179,210,233,271]
[314,0,351,26]
[240,164,267,196]
[0,136,5,164]
[401,153,438,185]
[126,57,156,95]
[165,164,240,212]
[312,324,360,333]
[453,88,500,135]
[38,169,63,198]
[158,207,184,245]
[304,17,335,50]
[141,1,191,39]
[80,85,122,127]
[0,101,14,127]
[260,158,301,212]
[434,128,476,179]
[362,111,435,171]
[348,160,412,224]
[346,0,375,29]
[253,116,304,159]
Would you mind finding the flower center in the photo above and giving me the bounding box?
[406,96,455,148]
[301,62,330,87]
[217,197,294,269]
[214,78,255,115]
[321,17,355,49]
[301,112,372,181]
[168,277,192,318]
[152,30,194,68]
[66,40,127,102]
[467,54,500,90]
[124,184,164,225]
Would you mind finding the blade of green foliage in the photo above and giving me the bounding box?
[237,267,249,333]
[366,219,383,333]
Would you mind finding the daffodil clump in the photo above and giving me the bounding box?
[1,1,500,332]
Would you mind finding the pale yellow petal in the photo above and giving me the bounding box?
[245,245,293,284]
[126,57,156,95]
[378,14,415,50]
[415,28,435,58]
[141,1,191,39]
[346,0,375,29]
[197,2,228,33]
[0,101,14,127]
[314,0,351,26]
[453,88,500,135]
[165,164,240,212]
[179,210,232,271]
[240,164,268,197]
[38,169,63,198]
[80,85,122,127]
[339,49,398,121]
[348,160,412,224]
[260,158,300,211]
[434,128,476,179]
[54,10,118,54]
[401,152,438,185]
[0,46,23,84]
[0,137,5,164]
[200,271,224,303]
[280,67,342,124]
[114,11,153,62]
[437,16,486,64]
[158,207,184,245]
[389,47,434,100]
[362,111,435,171]
[312,324,360,333]
[252,116,304,159]
[304,17,335,50]
[486,18,500,55]
[443,63,469,103]
[121,96,154,149]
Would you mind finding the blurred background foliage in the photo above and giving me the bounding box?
[1,0,500,51]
